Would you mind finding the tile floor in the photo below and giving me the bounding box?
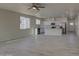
[0,33,79,56]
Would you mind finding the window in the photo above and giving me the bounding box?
[20,16,30,29]
[36,19,40,25]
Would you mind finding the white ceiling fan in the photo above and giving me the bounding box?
[28,3,45,10]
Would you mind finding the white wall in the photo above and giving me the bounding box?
[67,19,75,32]
[0,9,41,41]
[75,16,79,36]
[75,16,78,35]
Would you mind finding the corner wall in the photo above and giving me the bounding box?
[0,9,41,41]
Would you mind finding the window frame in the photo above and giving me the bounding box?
[36,19,41,25]
[20,16,30,30]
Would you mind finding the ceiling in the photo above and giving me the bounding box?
[0,3,79,18]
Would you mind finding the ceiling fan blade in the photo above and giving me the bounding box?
[35,7,40,10]
[28,3,45,11]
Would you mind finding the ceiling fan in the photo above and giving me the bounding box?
[28,3,45,10]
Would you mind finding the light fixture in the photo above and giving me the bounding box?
[32,7,36,10]
[69,22,74,26]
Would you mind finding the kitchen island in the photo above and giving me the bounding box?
[44,27,62,36]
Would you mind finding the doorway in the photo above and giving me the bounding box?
[67,18,75,33]
[35,28,41,35]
